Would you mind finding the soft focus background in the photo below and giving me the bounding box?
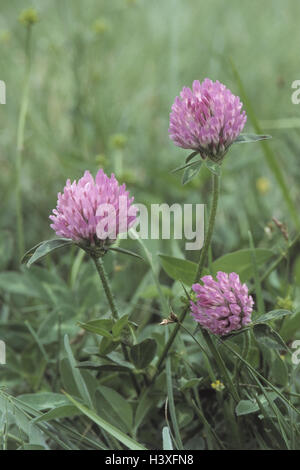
[1,0,300,255]
[1,0,300,450]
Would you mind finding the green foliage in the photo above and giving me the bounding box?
[253,324,288,351]
[1,0,300,452]
[22,239,73,267]
[235,393,278,416]
[182,161,203,185]
[234,134,272,144]
[159,248,274,285]
[65,393,146,450]
[130,338,157,369]
[204,160,221,176]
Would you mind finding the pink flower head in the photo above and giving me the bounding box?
[169,79,247,161]
[190,271,253,336]
[49,169,137,246]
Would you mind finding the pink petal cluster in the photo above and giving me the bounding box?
[169,79,247,160]
[190,271,253,336]
[49,169,137,244]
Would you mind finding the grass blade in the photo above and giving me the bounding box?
[64,393,147,450]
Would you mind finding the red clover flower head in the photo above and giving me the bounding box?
[190,271,254,336]
[49,169,137,250]
[169,78,247,162]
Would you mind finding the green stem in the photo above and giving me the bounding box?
[195,173,220,282]
[187,394,225,450]
[249,230,265,314]
[196,328,217,382]
[234,329,251,388]
[178,322,217,383]
[152,306,188,380]
[92,255,140,394]
[16,26,32,259]
[152,173,220,380]
[55,309,62,391]
[217,336,300,417]
[202,329,239,402]
[92,256,119,321]
[166,353,183,449]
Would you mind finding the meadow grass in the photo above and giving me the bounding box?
[0,0,300,450]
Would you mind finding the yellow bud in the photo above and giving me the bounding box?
[19,8,39,26]
[256,177,270,195]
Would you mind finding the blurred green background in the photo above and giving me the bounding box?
[0,0,300,278]
[1,3,300,447]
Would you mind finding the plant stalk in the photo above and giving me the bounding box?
[152,173,220,381]
[202,329,239,402]
[195,173,220,282]
[92,255,140,394]
[16,25,33,259]
[92,256,119,321]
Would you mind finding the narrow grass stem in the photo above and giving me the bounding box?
[188,394,225,449]
[166,351,183,449]
[202,329,239,402]
[234,329,251,389]
[153,306,188,380]
[16,26,33,259]
[249,230,265,314]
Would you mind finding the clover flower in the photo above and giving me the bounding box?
[49,169,137,249]
[190,271,253,336]
[169,79,247,162]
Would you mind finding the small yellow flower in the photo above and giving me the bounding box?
[279,354,286,361]
[211,380,225,392]
[19,8,39,27]
[256,177,270,195]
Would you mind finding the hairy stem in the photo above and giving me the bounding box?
[92,255,140,394]
[92,256,119,321]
